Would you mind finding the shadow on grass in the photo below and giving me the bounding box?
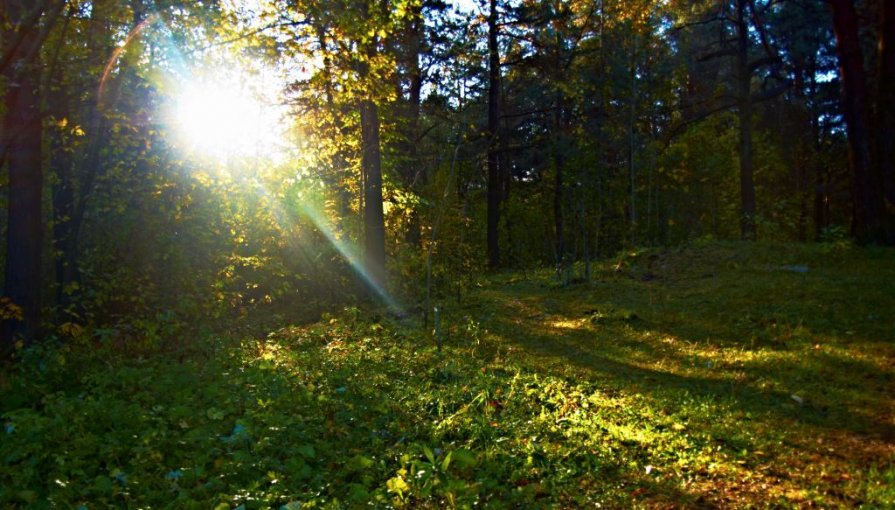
[473,282,895,444]
[269,333,705,508]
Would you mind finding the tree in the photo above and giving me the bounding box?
[878,0,895,232]
[828,0,891,244]
[673,0,789,240]
[486,0,502,268]
[394,0,426,247]
[277,0,399,289]
[1,0,64,350]
[733,0,757,239]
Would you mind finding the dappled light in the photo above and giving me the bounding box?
[2,0,894,508]
[547,317,589,330]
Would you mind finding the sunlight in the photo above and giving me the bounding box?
[168,69,287,160]
[549,318,589,330]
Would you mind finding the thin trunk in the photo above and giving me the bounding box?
[628,32,637,245]
[553,100,564,272]
[809,61,827,240]
[595,176,603,258]
[647,142,654,244]
[424,138,462,329]
[61,0,115,292]
[829,0,888,243]
[499,121,513,265]
[404,4,423,246]
[580,190,589,281]
[41,5,73,309]
[49,90,73,307]
[736,0,757,240]
[317,27,351,228]
[553,11,566,274]
[793,66,810,242]
[486,0,501,268]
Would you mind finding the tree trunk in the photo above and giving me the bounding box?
[829,0,888,243]
[553,101,564,272]
[317,27,352,231]
[879,0,895,237]
[552,12,567,272]
[808,61,828,240]
[486,0,502,269]
[60,0,115,294]
[628,31,637,246]
[49,88,73,308]
[1,0,44,350]
[361,99,386,288]
[499,119,513,265]
[793,65,810,242]
[736,0,757,240]
[403,4,424,246]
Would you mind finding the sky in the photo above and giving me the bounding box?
[451,0,479,14]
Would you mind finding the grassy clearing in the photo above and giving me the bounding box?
[1,242,893,508]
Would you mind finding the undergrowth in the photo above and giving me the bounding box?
[1,242,893,508]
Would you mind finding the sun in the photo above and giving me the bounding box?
[169,69,286,160]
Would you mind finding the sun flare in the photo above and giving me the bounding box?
[169,70,286,160]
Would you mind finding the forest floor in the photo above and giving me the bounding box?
[1,242,894,508]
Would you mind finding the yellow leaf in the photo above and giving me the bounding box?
[386,475,409,497]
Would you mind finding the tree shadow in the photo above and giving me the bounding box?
[473,283,895,444]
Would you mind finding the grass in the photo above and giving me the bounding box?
[1,241,893,508]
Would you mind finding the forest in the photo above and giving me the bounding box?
[1,0,894,507]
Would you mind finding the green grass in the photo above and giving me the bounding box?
[1,242,893,508]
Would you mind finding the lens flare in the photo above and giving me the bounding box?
[248,179,402,312]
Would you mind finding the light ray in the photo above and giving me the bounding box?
[248,178,402,313]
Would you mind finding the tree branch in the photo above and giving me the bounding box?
[0,0,57,75]
[748,54,781,72]
[698,47,737,61]
[750,80,791,102]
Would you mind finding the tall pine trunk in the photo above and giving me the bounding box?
[879,0,895,233]
[829,0,888,243]
[486,0,502,268]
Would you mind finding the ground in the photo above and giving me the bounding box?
[1,242,893,508]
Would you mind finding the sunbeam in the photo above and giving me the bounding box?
[247,178,402,312]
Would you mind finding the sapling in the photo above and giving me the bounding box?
[434,306,442,353]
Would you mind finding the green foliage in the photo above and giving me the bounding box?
[658,113,739,242]
[0,0,886,502]
[2,243,892,507]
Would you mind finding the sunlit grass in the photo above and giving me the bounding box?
[1,242,892,507]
